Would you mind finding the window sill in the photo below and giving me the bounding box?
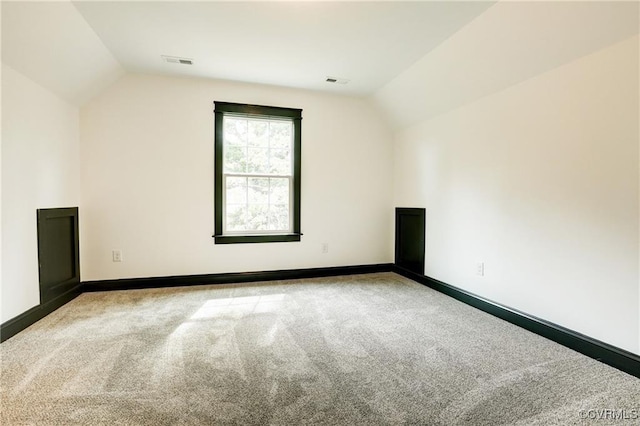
[213,234,302,244]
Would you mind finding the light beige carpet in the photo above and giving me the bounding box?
[1,272,638,425]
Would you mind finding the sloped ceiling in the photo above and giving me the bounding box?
[2,1,494,103]
[1,1,124,106]
[1,1,638,125]
[373,1,640,128]
[71,0,494,96]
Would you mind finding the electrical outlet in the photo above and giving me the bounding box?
[476,262,484,277]
[321,243,329,254]
[112,250,123,262]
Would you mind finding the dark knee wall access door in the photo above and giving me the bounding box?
[37,207,80,305]
[395,208,425,275]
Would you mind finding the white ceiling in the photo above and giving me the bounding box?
[70,1,494,96]
[1,1,494,104]
[1,0,638,123]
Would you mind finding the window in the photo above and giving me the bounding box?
[214,102,302,244]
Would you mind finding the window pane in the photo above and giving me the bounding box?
[248,120,269,147]
[226,177,247,205]
[224,177,290,233]
[268,178,290,231]
[226,204,247,231]
[269,148,291,175]
[248,177,269,204]
[247,147,269,174]
[269,121,292,149]
[224,145,247,173]
[247,204,269,230]
[268,204,290,231]
[270,178,289,205]
[224,118,248,146]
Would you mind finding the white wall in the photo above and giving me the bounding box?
[392,36,639,354]
[80,74,393,281]
[1,64,81,323]
[0,6,4,325]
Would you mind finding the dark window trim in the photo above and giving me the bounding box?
[214,233,301,245]
[213,101,302,244]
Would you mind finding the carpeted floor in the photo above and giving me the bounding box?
[1,272,638,425]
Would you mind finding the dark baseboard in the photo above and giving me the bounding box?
[83,263,394,292]
[0,284,82,343]
[393,265,640,379]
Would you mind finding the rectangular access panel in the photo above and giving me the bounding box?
[37,207,80,305]
[395,208,425,275]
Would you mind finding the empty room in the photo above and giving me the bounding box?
[1,0,639,424]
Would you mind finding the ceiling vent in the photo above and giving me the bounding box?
[326,76,349,84]
[162,55,193,65]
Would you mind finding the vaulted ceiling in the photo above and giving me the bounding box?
[2,1,638,127]
[71,1,494,97]
[373,1,640,127]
